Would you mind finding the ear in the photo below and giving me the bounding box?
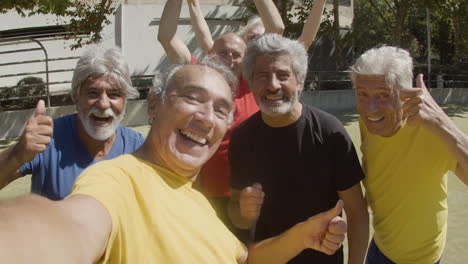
[147,93,161,118]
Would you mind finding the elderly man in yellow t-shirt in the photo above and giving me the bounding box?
[0,58,348,263]
[350,46,468,264]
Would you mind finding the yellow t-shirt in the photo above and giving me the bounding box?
[70,154,246,263]
[360,121,456,264]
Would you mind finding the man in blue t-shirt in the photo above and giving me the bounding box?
[0,45,145,200]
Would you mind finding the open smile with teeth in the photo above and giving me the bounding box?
[90,114,113,124]
[265,94,285,102]
[179,129,208,145]
[367,116,384,122]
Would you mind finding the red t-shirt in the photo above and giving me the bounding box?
[201,76,259,197]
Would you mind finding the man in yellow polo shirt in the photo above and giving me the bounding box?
[350,46,468,264]
[0,58,348,263]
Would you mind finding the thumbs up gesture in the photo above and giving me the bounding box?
[15,100,53,163]
[301,200,347,255]
[239,183,265,222]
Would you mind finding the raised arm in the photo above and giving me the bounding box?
[0,100,52,189]
[254,0,285,35]
[338,184,369,264]
[297,0,326,49]
[187,0,214,53]
[401,74,468,185]
[244,200,347,264]
[0,194,111,263]
[158,0,192,64]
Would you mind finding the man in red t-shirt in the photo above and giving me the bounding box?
[158,0,261,232]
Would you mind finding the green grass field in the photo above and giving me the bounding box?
[0,104,466,263]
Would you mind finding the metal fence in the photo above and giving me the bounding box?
[1,39,467,112]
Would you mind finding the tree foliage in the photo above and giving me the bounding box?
[243,0,468,71]
[0,0,116,49]
[352,0,467,69]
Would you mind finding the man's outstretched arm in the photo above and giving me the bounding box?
[243,200,347,264]
[254,0,285,35]
[188,0,214,53]
[297,0,326,49]
[0,194,111,264]
[158,0,192,64]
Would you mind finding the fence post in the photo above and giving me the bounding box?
[29,38,50,107]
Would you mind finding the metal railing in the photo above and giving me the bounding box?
[0,37,56,106]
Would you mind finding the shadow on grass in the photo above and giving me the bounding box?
[329,110,360,126]
[442,104,468,118]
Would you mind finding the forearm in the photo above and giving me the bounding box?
[0,195,92,263]
[247,222,305,264]
[188,0,214,52]
[346,212,369,264]
[297,0,326,49]
[0,145,25,189]
[253,0,285,34]
[432,115,468,185]
[158,0,191,64]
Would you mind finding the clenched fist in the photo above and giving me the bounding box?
[239,183,264,222]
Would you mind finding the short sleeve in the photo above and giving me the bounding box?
[236,241,248,262]
[19,152,41,176]
[68,162,131,260]
[329,122,365,191]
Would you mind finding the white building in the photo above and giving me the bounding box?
[0,0,353,104]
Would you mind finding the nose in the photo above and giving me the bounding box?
[96,92,110,110]
[194,103,215,129]
[367,97,379,112]
[266,75,281,92]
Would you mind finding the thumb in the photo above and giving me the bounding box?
[34,100,46,117]
[416,74,427,90]
[252,182,262,191]
[322,200,343,221]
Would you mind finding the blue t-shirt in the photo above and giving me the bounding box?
[19,113,145,200]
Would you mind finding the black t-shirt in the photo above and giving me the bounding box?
[229,104,364,264]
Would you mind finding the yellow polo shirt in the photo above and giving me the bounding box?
[360,121,456,264]
[70,154,246,263]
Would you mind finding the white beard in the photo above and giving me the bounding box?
[78,106,125,141]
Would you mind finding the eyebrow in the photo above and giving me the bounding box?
[182,85,233,108]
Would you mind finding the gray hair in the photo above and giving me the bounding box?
[238,15,264,40]
[242,33,308,86]
[150,56,238,98]
[150,56,238,124]
[71,44,139,102]
[350,46,413,91]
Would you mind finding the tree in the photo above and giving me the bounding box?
[0,0,116,49]
[352,0,468,69]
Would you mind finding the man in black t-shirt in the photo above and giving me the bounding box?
[228,34,369,264]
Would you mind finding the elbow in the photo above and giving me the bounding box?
[273,24,285,35]
[200,43,212,54]
[157,34,170,46]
